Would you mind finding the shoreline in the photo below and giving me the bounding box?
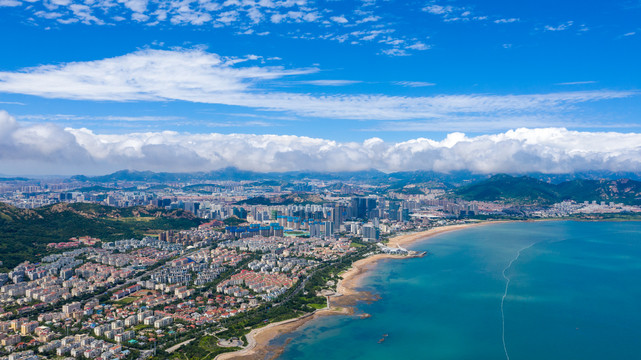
[215,220,507,360]
[336,220,509,303]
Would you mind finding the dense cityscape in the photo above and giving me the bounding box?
[0,172,640,360]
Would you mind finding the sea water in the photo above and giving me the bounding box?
[275,221,641,360]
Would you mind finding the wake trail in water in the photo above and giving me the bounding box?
[501,242,537,360]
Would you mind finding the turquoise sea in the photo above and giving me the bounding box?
[274,221,641,360]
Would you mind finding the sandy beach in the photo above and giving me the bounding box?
[215,220,505,360]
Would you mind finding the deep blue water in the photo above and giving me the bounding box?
[275,221,641,360]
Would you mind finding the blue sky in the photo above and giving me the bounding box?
[0,0,640,175]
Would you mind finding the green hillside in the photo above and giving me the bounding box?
[454,175,641,205]
[0,202,203,271]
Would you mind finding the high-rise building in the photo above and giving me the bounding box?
[361,224,379,241]
[334,203,347,229]
[322,221,334,238]
[350,197,378,219]
[401,208,411,222]
[388,202,400,221]
[309,222,321,237]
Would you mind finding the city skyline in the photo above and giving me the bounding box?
[0,0,640,174]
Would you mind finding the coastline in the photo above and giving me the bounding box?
[335,220,509,306]
[215,306,350,360]
[215,220,506,360]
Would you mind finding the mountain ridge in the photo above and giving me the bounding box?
[454,174,641,205]
[69,168,641,184]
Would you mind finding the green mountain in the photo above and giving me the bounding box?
[454,175,641,205]
[0,202,203,271]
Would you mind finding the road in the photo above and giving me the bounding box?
[165,338,195,353]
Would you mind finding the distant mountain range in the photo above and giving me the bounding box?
[0,177,29,181]
[71,168,395,183]
[68,168,641,186]
[454,174,641,205]
[69,170,641,205]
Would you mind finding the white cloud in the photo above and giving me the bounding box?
[0,49,315,101]
[394,81,436,87]
[297,80,361,86]
[34,10,63,19]
[9,0,324,29]
[3,110,641,175]
[380,48,409,56]
[356,15,379,24]
[57,17,79,24]
[423,4,452,15]
[117,0,148,14]
[3,0,432,56]
[556,81,597,86]
[544,21,574,31]
[68,4,104,24]
[215,10,237,25]
[0,0,21,7]
[494,18,519,24]
[370,114,635,133]
[270,13,285,23]
[0,49,635,121]
[330,15,348,24]
[17,114,184,123]
[406,41,430,50]
[422,3,519,25]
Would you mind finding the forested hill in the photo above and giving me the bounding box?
[454,175,641,205]
[0,202,203,271]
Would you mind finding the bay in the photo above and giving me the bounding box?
[274,221,641,360]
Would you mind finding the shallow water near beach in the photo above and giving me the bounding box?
[274,221,641,360]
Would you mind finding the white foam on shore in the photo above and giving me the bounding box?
[501,242,537,360]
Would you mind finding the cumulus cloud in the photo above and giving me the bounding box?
[0,111,94,174]
[2,110,641,175]
[0,49,635,121]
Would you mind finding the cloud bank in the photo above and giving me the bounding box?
[0,49,634,121]
[2,110,641,175]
